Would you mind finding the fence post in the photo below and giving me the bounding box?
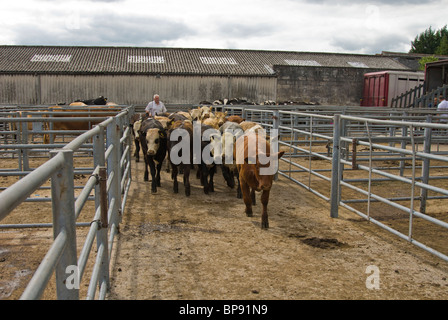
[21,112,30,172]
[107,117,122,234]
[50,149,79,300]
[420,115,432,213]
[273,110,280,181]
[94,125,110,297]
[330,114,341,218]
[97,166,110,297]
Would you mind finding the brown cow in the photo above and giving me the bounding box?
[43,104,119,143]
[234,132,284,229]
[214,111,228,127]
[226,115,245,124]
[202,117,220,129]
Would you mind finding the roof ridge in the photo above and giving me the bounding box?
[0,45,383,57]
[0,45,411,75]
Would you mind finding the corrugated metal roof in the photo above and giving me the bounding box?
[0,45,409,76]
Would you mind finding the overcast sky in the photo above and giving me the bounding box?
[1,0,447,54]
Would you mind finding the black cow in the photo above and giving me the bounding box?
[130,113,149,162]
[75,96,108,105]
[199,124,218,194]
[138,119,167,193]
[168,121,193,196]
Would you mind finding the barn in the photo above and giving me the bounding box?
[0,45,410,106]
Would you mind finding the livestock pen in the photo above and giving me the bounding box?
[222,105,448,262]
[1,103,448,300]
[0,104,133,299]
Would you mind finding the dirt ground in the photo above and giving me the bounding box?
[1,146,448,300]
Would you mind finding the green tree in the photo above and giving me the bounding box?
[436,35,448,55]
[418,56,439,70]
[410,25,448,55]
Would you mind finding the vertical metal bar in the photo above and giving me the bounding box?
[420,116,432,214]
[365,122,374,220]
[107,117,122,246]
[352,138,358,170]
[308,116,313,189]
[97,166,110,297]
[50,149,79,300]
[409,125,417,242]
[21,113,30,172]
[273,110,279,181]
[330,114,340,218]
[288,113,294,178]
[93,124,110,298]
[293,114,298,155]
[400,112,408,177]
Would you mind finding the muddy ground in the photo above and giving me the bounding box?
[1,146,448,300]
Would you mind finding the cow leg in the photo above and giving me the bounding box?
[197,166,202,183]
[236,170,242,199]
[172,164,179,194]
[143,155,149,181]
[134,139,140,162]
[251,188,256,205]
[260,190,270,229]
[149,159,157,193]
[222,165,235,188]
[201,164,210,194]
[241,180,253,217]
[156,161,162,187]
[166,150,170,173]
[209,165,215,193]
[183,164,191,197]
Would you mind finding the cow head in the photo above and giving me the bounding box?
[245,150,285,191]
[236,133,284,191]
[145,128,165,156]
[133,119,143,141]
[190,108,202,121]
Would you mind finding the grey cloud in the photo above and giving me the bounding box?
[330,33,410,54]
[38,0,124,2]
[216,21,280,38]
[298,0,437,4]
[11,13,196,46]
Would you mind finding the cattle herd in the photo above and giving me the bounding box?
[130,106,285,229]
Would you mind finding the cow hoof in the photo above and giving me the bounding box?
[261,223,269,229]
[151,190,157,194]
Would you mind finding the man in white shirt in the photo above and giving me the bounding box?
[437,95,448,123]
[145,94,166,117]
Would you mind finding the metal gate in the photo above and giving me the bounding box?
[0,106,133,299]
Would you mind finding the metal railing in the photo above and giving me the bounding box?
[0,106,133,299]
[415,84,448,108]
[224,105,448,263]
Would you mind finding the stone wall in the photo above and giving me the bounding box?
[275,65,388,106]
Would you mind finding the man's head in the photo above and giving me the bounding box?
[154,94,160,104]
